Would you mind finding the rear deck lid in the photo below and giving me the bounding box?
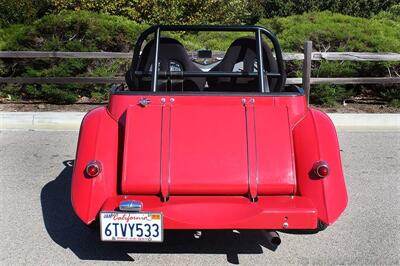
[121,96,295,197]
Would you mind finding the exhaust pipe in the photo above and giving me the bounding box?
[262,230,281,246]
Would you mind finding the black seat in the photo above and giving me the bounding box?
[206,37,283,92]
[126,37,205,91]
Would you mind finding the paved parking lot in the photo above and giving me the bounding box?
[0,130,399,265]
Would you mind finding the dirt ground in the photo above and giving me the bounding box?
[0,102,399,113]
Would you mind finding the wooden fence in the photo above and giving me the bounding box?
[1,41,399,92]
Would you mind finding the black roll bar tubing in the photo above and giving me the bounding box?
[130,25,285,93]
[151,27,160,92]
[134,71,281,78]
[255,28,268,93]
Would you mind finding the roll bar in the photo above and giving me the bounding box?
[128,25,285,93]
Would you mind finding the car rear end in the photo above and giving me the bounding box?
[71,92,347,241]
[71,25,347,242]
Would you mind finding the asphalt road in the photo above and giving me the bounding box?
[0,130,399,265]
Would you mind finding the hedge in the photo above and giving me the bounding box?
[0,11,146,103]
[1,0,398,27]
[0,0,263,27]
[258,10,400,106]
[260,0,399,18]
[0,10,399,105]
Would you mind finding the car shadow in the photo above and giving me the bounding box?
[40,160,279,264]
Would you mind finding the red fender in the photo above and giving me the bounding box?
[71,107,119,224]
[293,108,348,225]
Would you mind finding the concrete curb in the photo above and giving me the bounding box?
[0,112,399,130]
[327,113,400,129]
[0,112,85,130]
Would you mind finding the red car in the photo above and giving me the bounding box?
[71,25,347,243]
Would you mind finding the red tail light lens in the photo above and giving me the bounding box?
[313,161,329,178]
[85,161,101,177]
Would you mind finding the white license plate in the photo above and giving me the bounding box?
[100,212,163,242]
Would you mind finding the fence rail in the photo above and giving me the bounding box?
[1,44,399,90]
[1,50,400,61]
[1,76,399,86]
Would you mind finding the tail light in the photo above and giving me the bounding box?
[85,160,102,177]
[313,160,329,178]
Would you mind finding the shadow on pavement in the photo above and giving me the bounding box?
[41,160,278,264]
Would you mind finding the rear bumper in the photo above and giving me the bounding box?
[101,195,318,230]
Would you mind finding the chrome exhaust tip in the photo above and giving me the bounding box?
[119,200,143,212]
[194,231,202,239]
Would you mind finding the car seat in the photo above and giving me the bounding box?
[126,37,205,91]
[206,37,284,92]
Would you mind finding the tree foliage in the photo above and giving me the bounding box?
[0,0,51,26]
[49,0,263,24]
[1,0,398,26]
[261,0,399,18]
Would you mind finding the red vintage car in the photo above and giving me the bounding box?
[71,25,347,243]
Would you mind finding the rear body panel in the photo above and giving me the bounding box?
[71,93,347,229]
[293,108,348,225]
[101,195,317,229]
[121,97,296,196]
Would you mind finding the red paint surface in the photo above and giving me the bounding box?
[71,94,347,229]
[71,107,119,224]
[122,105,162,195]
[101,195,317,229]
[292,108,348,225]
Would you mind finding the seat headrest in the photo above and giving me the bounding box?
[126,37,205,91]
[215,37,276,73]
[138,38,196,71]
[207,37,284,92]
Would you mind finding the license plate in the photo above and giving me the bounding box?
[100,212,163,242]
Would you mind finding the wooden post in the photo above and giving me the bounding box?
[303,41,312,105]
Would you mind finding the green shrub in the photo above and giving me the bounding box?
[1,10,399,105]
[388,99,400,108]
[40,84,78,104]
[3,10,146,52]
[260,0,399,18]
[310,84,352,107]
[378,86,400,107]
[1,83,79,104]
[0,0,51,27]
[89,86,110,102]
[49,0,263,25]
[2,0,397,27]
[0,11,141,103]
[0,84,22,101]
[258,12,400,105]
[372,4,400,21]
[259,11,400,52]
